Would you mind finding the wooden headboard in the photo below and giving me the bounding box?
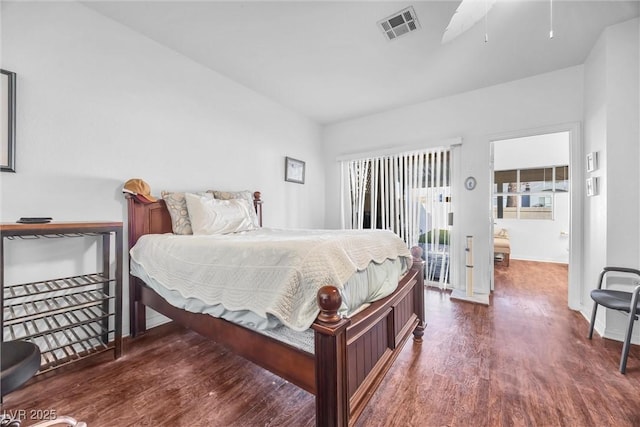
[125,191,263,251]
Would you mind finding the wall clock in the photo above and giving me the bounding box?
[464,176,476,191]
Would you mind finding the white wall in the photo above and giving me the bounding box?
[323,66,584,295]
[493,133,570,169]
[0,2,325,333]
[493,132,570,264]
[582,23,609,311]
[583,18,640,342]
[605,19,640,269]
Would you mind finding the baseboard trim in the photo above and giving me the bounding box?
[450,289,490,306]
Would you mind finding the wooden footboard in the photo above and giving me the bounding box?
[314,257,424,426]
[125,193,425,426]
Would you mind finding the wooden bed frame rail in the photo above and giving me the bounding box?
[125,192,425,426]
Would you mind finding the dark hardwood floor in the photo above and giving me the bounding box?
[3,260,640,426]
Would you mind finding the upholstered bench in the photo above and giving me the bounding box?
[494,229,510,266]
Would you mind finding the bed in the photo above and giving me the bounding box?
[125,191,425,426]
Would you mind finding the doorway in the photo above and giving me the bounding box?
[489,124,582,308]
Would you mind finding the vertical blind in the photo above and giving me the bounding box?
[341,147,451,251]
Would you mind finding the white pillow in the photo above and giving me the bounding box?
[208,190,260,228]
[185,193,257,235]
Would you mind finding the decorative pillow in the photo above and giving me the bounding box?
[209,190,260,227]
[185,193,257,235]
[161,191,212,235]
[494,228,509,239]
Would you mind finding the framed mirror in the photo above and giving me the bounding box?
[1,69,16,172]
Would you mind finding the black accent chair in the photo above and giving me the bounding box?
[1,341,87,427]
[1,341,41,397]
[1,341,41,427]
[588,266,640,374]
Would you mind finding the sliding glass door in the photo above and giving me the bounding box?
[341,147,452,288]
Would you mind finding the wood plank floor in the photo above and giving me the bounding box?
[3,260,640,426]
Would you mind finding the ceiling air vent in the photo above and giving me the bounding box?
[378,6,420,41]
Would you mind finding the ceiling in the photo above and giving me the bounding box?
[83,1,639,124]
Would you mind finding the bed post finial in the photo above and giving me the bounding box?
[410,245,423,260]
[409,245,426,342]
[317,286,342,323]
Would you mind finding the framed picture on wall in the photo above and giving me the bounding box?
[586,151,598,173]
[586,176,598,197]
[285,156,305,184]
[1,69,16,172]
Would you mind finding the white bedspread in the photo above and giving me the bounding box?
[129,228,412,331]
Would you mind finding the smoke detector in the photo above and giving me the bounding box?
[378,6,421,41]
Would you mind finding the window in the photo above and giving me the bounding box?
[555,165,569,192]
[493,165,568,220]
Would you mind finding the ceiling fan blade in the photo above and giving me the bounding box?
[442,0,497,44]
